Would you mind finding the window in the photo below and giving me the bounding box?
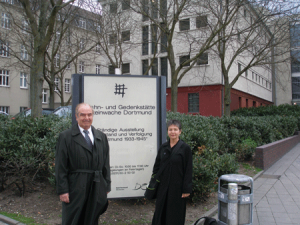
[79,61,84,73]
[0,106,9,114]
[65,79,71,93]
[94,22,100,33]
[122,63,130,74]
[122,0,130,10]
[55,31,60,43]
[0,41,9,57]
[20,72,27,88]
[0,69,9,86]
[20,107,27,112]
[109,65,115,74]
[151,58,158,75]
[122,31,130,42]
[42,89,47,103]
[160,0,167,16]
[291,51,300,73]
[245,69,248,78]
[96,64,100,74]
[66,29,71,45]
[160,23,167,53]
[161,57,168,78]
[54,77,59,91]
[244,9,247,17]
[180,55,190,67]
[65,55,71,69]
[54,54,60,67]
[290,24,300,48]
[188,93,199,113]
[151,0,158,19]
[20,45,28,60]
[196,16,208,28]
[252,72,255,80]
[142,0,149,21]
[142,26,149,55]
[179,18,190,31]
[197,53,208,65]
[22,19,29,34]
[109,33,117,45]
[78,18,86,29]
[110,3,117,13]
[1,13,11,29]
[142,59,149,75]
[95,44,101,53]
[238,63,242,73]
[151,24,158,54]
[80,38,85,49]
[2,0,14,4]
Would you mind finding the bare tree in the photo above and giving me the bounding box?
[44,4,99,108]
[212,0,300,116]
[0,0,77,117]
[129,0,230,112]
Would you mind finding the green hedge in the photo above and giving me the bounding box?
[0,115,71,195]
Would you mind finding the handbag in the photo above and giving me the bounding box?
[194,217,219,225]
[144,140,183,200]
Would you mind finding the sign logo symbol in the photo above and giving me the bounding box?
[114,83,127,98]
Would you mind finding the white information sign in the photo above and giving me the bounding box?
[83,75,158,198]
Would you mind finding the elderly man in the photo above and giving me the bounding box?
[55,103,111,225]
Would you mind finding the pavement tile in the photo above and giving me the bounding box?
[270,204,287,213]
[283,205,300,213]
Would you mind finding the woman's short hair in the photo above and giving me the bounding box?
[166,119,182,130]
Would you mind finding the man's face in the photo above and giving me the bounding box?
[76,105,93,130]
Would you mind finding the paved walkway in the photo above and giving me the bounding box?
[253,142,300,225]
[195,142,300,225]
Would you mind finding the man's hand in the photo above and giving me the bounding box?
[60,193,70,203]
[181,193,190,198]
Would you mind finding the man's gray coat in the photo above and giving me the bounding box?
[55,123,111,225]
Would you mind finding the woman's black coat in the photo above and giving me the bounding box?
[151,140,193,225]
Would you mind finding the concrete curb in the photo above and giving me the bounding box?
[0,214,26,225]
[191,170,264,225]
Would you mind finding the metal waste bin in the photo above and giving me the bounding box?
[218,174,253,225]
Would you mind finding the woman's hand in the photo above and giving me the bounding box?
[181,193,190,198]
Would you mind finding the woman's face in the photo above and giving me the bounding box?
[168,124,181,141]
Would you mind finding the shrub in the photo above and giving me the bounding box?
[0,115,71,196]
[234,138,257,161]
[192,148,238,202]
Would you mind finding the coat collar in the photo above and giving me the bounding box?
[71,123,103,152]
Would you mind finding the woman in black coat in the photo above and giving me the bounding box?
[151,119,193,225]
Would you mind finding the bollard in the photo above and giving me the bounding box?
[218,174,253,225]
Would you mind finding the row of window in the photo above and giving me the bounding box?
[0,70,71,93]
[109,30,130,45]
[0,41,28,59]
[238,63,272,90]
[179,16,208,31]
[109,0,131,13]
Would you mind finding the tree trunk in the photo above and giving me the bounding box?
[223,80,231,117]
[49,71,55,109]
[171,73,178,112]
[30,52,44,117]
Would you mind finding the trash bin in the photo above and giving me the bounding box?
[218,174,253,225]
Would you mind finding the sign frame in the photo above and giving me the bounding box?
[72,74,166,199]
